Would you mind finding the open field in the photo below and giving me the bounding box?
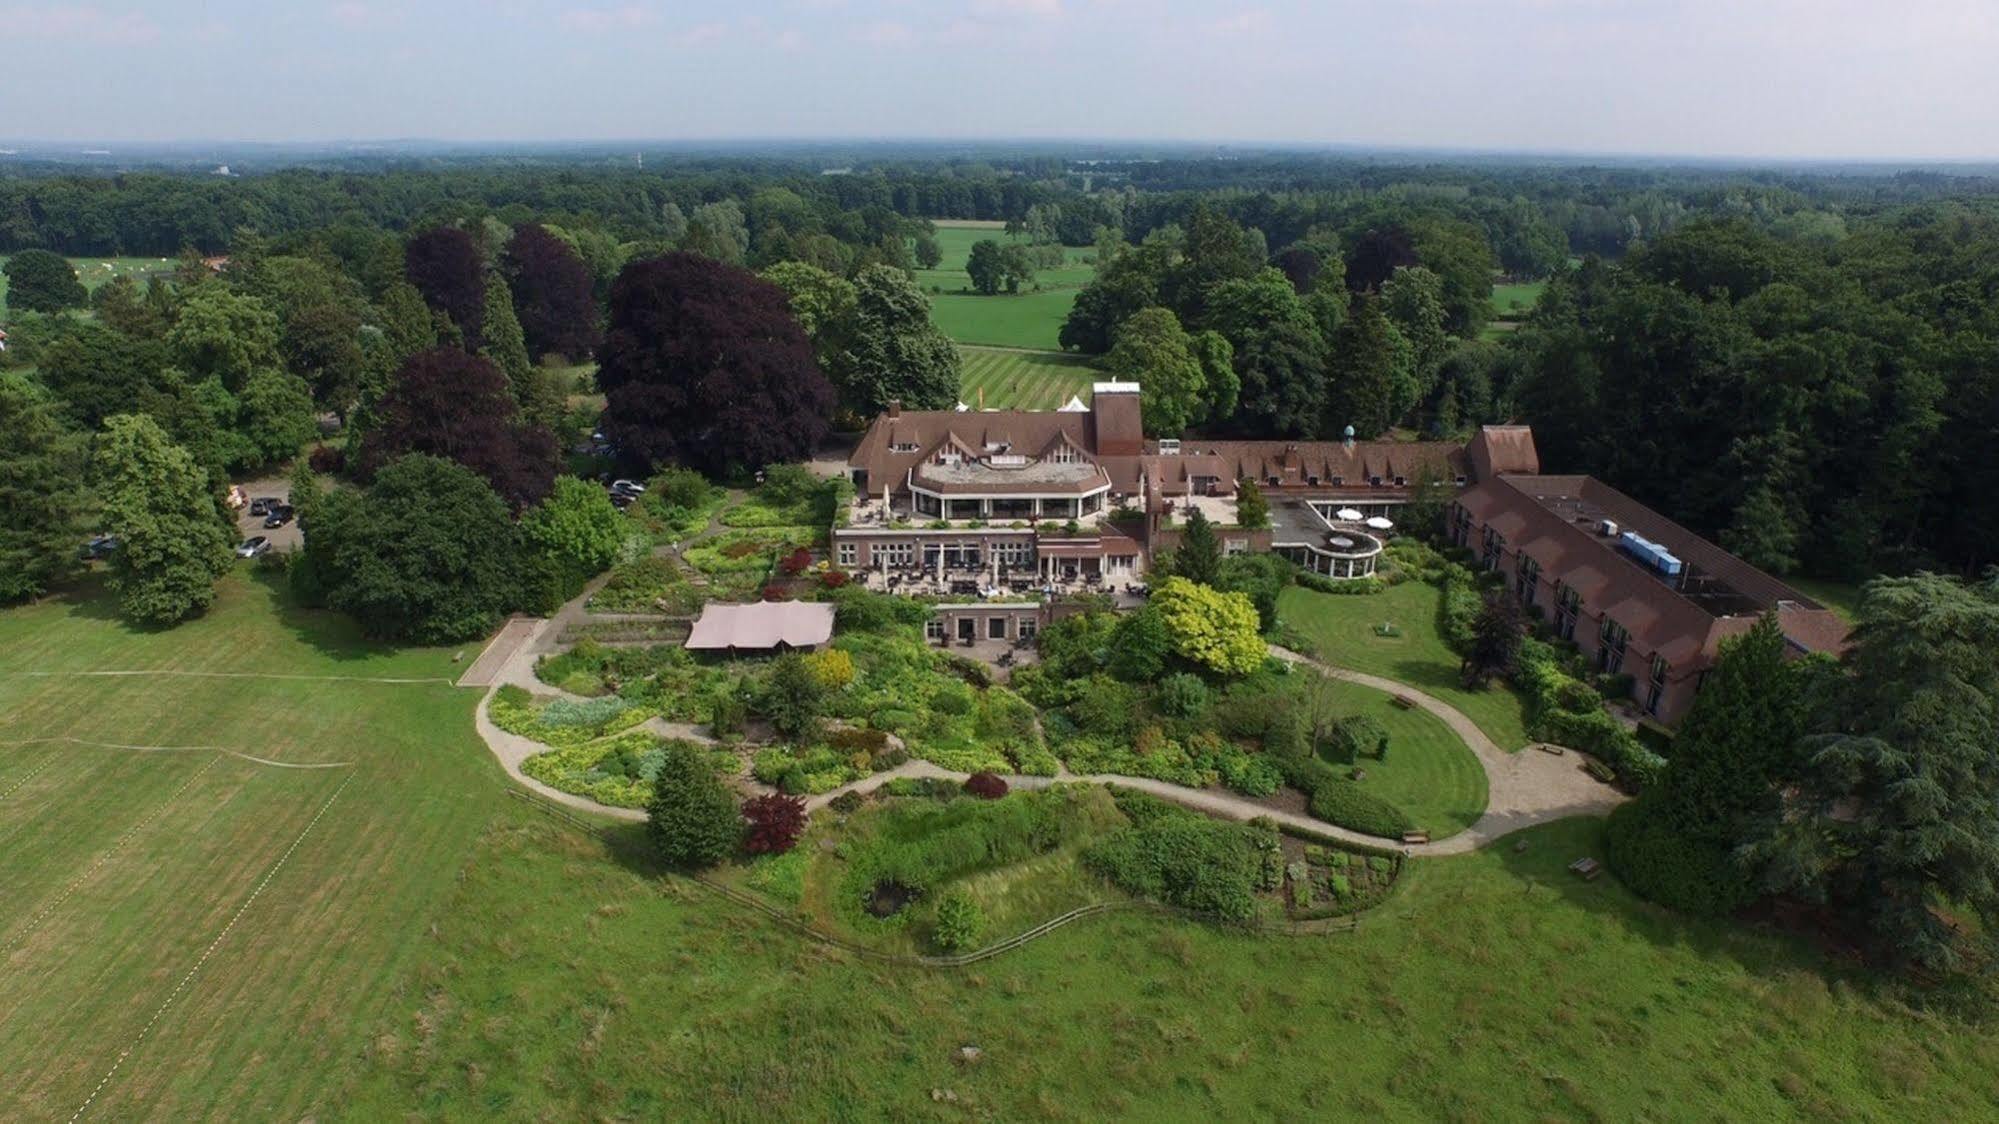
[1278,582,1534,751]
[1311,674,1488,838]
[1491,279,1546,318]
[958,345,1098,410]
[915,221,1095,349]
[0,571,503,1120]
[0,255,175,318]
[336,810,1999,1120]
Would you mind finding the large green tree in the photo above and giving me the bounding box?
[166,285,283,390]
[846,263,959,413]
[234,368,317,467]
[966,239,1006,296]
[3,249,86,312]
[306,454,521,643]
[761,261,858,399]
[647,741,742,868]
[1103,307,1206,435]
[94,414,234,627]
[1749,576,1999,972]
[0,374,90,601]
[1324,294,1401,438]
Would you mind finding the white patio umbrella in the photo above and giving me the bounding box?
[1365,516,1394,530]
[1335,507,1364,522]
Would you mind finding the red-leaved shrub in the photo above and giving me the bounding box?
[762,584,786,601]
[780,547,813,576]
[308,444,346,474]
[819,569,851,589]
[964,772,1009,800]
[742,793,807,854]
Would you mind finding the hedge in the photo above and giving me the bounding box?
[1604,798,1756,916]
[1515,639,1666,789]
[1306,779,1416,839]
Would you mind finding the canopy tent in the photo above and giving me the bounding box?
[1335,507,1364,522]
[684,601,835,652]
[1365,516,1394,530]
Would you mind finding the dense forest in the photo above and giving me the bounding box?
[4,150,1998,589]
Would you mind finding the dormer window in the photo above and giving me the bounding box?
[1455,475,1468,486]
[1330,475,1343,487]
[1306,475,1320,486]
[1369,475,1383,487]
[891,441,919,453]
[1393,476,1406,487]
[1267,475,1280,487]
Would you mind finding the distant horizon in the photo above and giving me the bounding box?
[2,1,1994,162]
[3,135,1998,172]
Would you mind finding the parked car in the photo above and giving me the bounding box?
[235,536,270,558]
[248,496,279,516]
[263,506,295,529]
[609,491,635,510]
[610,478,646,495]
[79,534,121,560]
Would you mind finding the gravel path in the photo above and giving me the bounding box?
[469,589,1627,851]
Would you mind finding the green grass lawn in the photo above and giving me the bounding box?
[914,222,1095,349]
[0,254,176,318]
[1307,674,1488,838]
[0,571,508,1120]
[958,345,1098,410]
[335,810,1999,1120]
[1490,279,1546,319]
[8,569,1998,1118]
[1786,575,1865,623]
[1278,582,1534,751]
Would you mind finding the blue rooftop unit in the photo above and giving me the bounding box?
[1619,530,1683,579]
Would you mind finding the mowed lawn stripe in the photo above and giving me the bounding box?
[1,760,346,1118]
[959,347,1096,412]
[0,575,503,1120]
[0,744,202,868]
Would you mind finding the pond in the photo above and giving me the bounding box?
[866,879,920,918]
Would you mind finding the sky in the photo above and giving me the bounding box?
[1,0,1996,160]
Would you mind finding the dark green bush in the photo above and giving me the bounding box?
[1306,780,1415,839]
[1155,673,1210,719]
[1605,798,1756,916]
[1084,811,1276,922]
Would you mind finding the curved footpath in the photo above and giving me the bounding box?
[464,607,1626,854]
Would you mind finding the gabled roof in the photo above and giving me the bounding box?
[1457,473,1848,670]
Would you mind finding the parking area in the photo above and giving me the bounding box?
[232,477,300,554]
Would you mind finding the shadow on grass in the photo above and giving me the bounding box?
[245,567,462,666]
[1481,817,1858,984]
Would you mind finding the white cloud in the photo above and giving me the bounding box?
[854,19,915,45]
[559,4,661,32]
[0,4,159,44]
[667,20,729,47]
[330,3,404,31]
[1202,9,1270,35]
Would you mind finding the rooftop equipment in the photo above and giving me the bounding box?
[1618,530,1683,578]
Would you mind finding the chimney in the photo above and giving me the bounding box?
[887,399,902,419]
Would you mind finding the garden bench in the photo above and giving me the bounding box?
[1536,742,1566,755]
[1391,695,1418,710]
[1402,831,1430,845]
[1568,857,1602,881]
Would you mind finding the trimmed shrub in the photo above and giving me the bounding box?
[1306,779,1415,839]
[828,789,865,814]
[933,890,985,952]
[1605,798,1756,916]
[1155,673,1211,720]
[742,793,808,855]
[964,772,1009,800]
